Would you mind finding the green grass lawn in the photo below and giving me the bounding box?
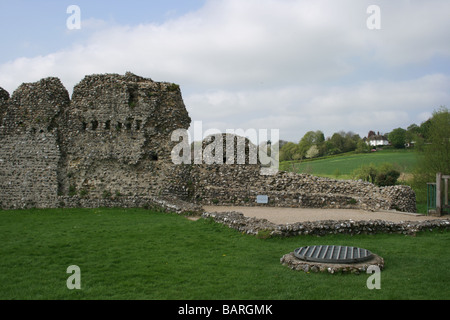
[281,149,417,179]
[0,208,449,300]
[280,149,433,213]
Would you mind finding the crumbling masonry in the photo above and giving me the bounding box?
[0,73,416,213]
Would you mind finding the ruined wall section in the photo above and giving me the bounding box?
[0,78,70,209]
[0,74,416,213]
[193,169,416,212]
[189,134,416,213]
[61,73,191,200]
[0,87,9,123]
[187,133,262,204]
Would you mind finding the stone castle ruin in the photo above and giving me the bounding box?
[0,73,416,213]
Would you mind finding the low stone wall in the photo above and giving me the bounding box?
[58,195,203,215]
[202,211,450,237]
[193,169,416,213]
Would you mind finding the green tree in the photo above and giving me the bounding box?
[406,124,421,147]
[298,130,325,158]
[327,131,360,154]
[279,142,301,161]
[352,163,378,184]
[389,128,407,149]
[412,107,450,204]
[375,163,401,186]
[356,139,370,153]
[419,118,432,140]
[329,132,345,154]
[343,131,360,152]
[352,163,400,186]
[414,107,450,180]
[305,145,319,159]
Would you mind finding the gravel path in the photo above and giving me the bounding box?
[203,206,442,224]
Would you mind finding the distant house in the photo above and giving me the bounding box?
[365,131,389,147]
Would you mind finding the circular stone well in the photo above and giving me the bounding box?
[281,245,384,274]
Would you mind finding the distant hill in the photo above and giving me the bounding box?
[281,149,417,180]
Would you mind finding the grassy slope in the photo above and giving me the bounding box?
[280,149,431,213]
[0,208,449,300]
[282,149,418,179]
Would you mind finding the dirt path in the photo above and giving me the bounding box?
[203,206,442,224]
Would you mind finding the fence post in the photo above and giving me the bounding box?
[427,183,436,215]
[436,173,442,216]
[445,176,449,208]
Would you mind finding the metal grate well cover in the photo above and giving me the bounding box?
[294,245,373,264]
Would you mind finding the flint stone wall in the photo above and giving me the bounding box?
[0,73,417,214]
[190,168,416,213]
[59,195,203,215]
[0,73,192,210]
[0,78,69,209]
[202,211,450,237]
[61,73,191,200]
[0,87,9,121]
[187,133,415,213]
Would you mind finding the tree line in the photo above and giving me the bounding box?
[279,130,370,162]
[279,107,449,162]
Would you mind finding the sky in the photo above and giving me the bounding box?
[0,0,449,143]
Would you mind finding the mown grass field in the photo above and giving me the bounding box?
[281,149,417,180]
[0,208,449,300]
[280,149,432,213]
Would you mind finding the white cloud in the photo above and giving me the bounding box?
[369,0,450,65]
[0,0,449,141]
[0,0,363,91]
[185,73,450,140]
